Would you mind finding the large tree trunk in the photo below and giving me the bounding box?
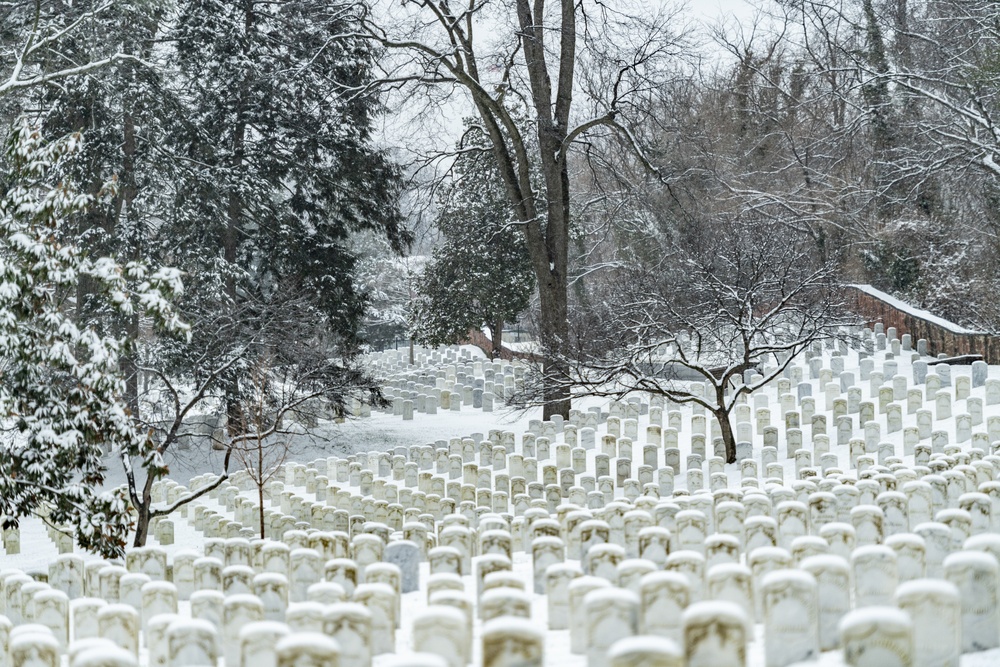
[220,6,253,434]
[714,407,737,464]
[538,276,571,419]
[132,502,150,548]
[120,107,140,415]
[490,320,504,360]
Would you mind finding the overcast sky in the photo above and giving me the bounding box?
[700,0,760,22]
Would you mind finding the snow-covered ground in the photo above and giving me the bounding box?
[5,337,1000,666]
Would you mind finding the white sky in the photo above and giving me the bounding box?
[699,0,760,23]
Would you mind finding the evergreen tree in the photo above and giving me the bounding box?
[412,145,535,357]
[22,0,175,412]
[163,0,408,420]
[0,122,185,558]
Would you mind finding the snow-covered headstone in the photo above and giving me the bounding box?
[681,601,748,667]
[839,606,912,667]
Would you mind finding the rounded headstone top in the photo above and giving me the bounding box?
[681,600,750,629]
[426,572,464,586]
[289,547,322,558]
[141,579,177,593]
[838,606,910,633]
[744,515,778,527]
[365,562,402,576]
[67,637,119,661]
[428,589,470,606]
[760,569,816,590]
[32,589,68,602]
[189,589,224,603]
[639,570,690,588]
[71,644,137,667]
[884,533,926,549]
[943,550,999,570]
[790,535,828,548]
[568,575,611,592]
[582,587,640,607]
[704,534,740,548]
[166,617,217,636]
[851,544,895,560]
[224,593,263,608]
[747,546,792,563]
[413,605,465,625]
[253,572,289,585]
[912,521,949,534]
[666,550,707,565]
[706,563,752,579]
[895,578,959,600]
[378,653,449,667]
[965,533,1000,550]
[798,554,850,571]
[482,616,543,640]
[322,602,372,620]
[9,624,56,641]
[607,635,682,660]
[275,632,340,655]
[98,603,138,617]
[287,600,326,616]
[935,508,972,522]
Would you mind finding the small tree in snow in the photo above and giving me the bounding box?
[229,355,298,540]
[126,287,386,548]
[0,121,185,558]
[561,217,850,463]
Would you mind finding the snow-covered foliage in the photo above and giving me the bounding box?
[410,138,535,354]
[353,231,426,350]
[0,122,185,558]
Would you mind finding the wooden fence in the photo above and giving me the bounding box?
[463,328,541,363]
[845,284,1000,363]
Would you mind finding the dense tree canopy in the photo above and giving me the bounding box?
[0,122,186,558]
[412,142,535,357]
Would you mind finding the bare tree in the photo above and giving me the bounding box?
[229,355,320,541]
[123,347,243,548]
[355,0,685,418]
[559,216,851,463]
[122,292,386,547]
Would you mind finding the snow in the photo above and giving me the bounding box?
[10,340,1000,665]
[606,635,681,658]
[895,578,958,597]
[942,551,998,568]
[837,605,910,629]
[681,599,748,625]
[759,568,815,588]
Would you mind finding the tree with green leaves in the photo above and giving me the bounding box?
[0,121,186,558]
[162,0,408,428]
[412,145,534,358]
